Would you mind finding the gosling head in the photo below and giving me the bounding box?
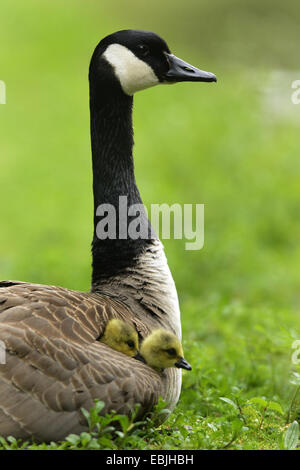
[136,329,192,373]
[89,29,216,96]
[100,318,139,358]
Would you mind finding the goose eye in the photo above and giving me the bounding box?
[127,340,135,348]
[137,44,150,57]
[166,348,176,356]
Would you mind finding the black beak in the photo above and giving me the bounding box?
[175,357,192,371]
[134,352,146,364]
[164,53,217,83]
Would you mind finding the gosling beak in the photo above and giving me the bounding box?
[175,357,192,371]
[133,352,146,364]
[163,53,217,83]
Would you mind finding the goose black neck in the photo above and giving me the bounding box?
[89,59,153,285]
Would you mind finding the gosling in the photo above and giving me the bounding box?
[136,329,192,373]
[99,318,139,358]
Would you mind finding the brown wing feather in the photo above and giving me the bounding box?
[0,282,168,442]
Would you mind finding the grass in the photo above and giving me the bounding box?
[0,0,300,450]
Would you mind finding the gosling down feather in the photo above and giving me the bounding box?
[100,319,192,373]
[100,318,139,357]
[137,329,192,373]
[0,30,216,442]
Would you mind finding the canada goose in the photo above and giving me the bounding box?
[100,319,139,357]
[0,29,216,442]
[136,329,192,373]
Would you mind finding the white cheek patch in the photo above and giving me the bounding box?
[103,43,159,95]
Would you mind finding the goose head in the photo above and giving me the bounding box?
[136,329,192,373]
[100,318,139,357]
[90,29,217,96]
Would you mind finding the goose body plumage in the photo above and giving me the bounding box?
[0,30,216,441]
[0,281,169,441]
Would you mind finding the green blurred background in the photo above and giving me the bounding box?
[0,1,299,331]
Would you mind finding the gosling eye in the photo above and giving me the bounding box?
[127,340,135,349]
[137,44,150,57]
[166,348,176,356]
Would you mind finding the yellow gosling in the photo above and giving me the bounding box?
[137,329,192,373]
[100,318,139,357]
